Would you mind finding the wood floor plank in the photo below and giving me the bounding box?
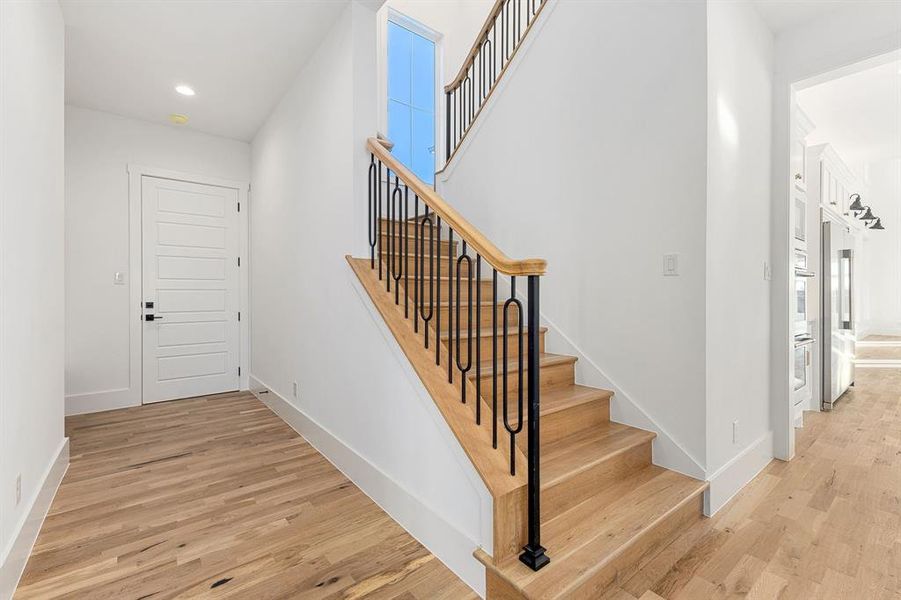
[14,392,476,600]
[621,368,901,599]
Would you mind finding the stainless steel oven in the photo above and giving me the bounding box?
[794,335,814,396]
[793,250,815,408]
[794,250,815,336]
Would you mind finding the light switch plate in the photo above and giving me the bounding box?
[663,254,679,276]
[763,261,772,281]
[114,272,125,285]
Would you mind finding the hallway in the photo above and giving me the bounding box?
[14,392,475,599]
[605,367,901,599]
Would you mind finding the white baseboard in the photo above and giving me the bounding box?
[704,431,773,516]
[65,387,138,416]
[0,438,69,600]
[248,374,485,597]
[542,320,706,480]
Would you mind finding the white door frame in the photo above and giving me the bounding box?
[127,164,250,406]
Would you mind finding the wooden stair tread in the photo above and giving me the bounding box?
[430,299,499,308]
[487,467,707,599]
[541,422,655,489]
[403,274,491,283]
[472,353,577,379]
[439,326,548,341]
[539,384,612,417]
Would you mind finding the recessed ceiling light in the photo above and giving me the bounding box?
[169,113,189,125]
[175,85,195,97]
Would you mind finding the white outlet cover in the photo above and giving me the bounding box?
[663,254,679,276]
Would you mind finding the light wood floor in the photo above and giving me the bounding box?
[15,392,476,600]
[604,367,901,599]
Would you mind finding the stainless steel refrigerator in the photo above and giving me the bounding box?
[821,218,855,410]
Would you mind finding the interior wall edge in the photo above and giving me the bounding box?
[0,439,68,600]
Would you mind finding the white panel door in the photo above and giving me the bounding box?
[142,176,240,403]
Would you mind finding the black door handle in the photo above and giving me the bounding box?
[145,314,164,321]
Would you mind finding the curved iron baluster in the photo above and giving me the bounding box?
[377,160,383,280]
[502,276,524,475]
[456,242,473,402]
[418,212,434,348]
[480,38,492,101]
[391,176,403,303]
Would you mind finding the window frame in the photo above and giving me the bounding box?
[377,8,444,187]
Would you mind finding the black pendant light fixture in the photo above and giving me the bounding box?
[868,217,885,230]
[859,206,876,221]
[848,193,865,213]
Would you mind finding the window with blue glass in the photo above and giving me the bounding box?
[387,20,436,185]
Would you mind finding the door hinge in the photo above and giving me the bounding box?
[237,256,241,267]
[237,201,241,212]
[238,311,241,322]
[238,366,242,376]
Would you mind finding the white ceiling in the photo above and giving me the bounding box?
[751,0,861,33]
[798,59,901,167]
[60,0,349,142]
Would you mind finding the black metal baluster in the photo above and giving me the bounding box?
[520,275,549,572]
[368,154,376,268]
[502,276,523,475]
[392,176,402,303]
[475,255,482,424]
[492,268,498,449]
[492,13,497,94]
[403,184,409,316]
[445,91,451,162]
[467,72,473,128]
[447,229,454,383]
[456,242,473,404]
[419,210,434,348]
[516,0,521,44]
[377,160,383,280]
[386,171,393,292]
[436,217,442,365]
[414,194,420,333]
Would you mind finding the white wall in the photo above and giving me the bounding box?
[440,0,709,476]
[0,0,67,592]
[249,2,488,593]
[770,3,901,459]
[704,1,774,509]
[64,106,250,414]
[859,159,901,335]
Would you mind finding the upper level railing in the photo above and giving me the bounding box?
[444,0,548,165]
[366,136,549,571]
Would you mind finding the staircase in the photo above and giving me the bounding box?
[349,147,706,599]
[347,1,707,597]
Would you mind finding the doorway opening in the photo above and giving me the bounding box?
[783,49,901,453]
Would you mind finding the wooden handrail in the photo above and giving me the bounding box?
[445,0,505,93]
[369,137,546,276]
